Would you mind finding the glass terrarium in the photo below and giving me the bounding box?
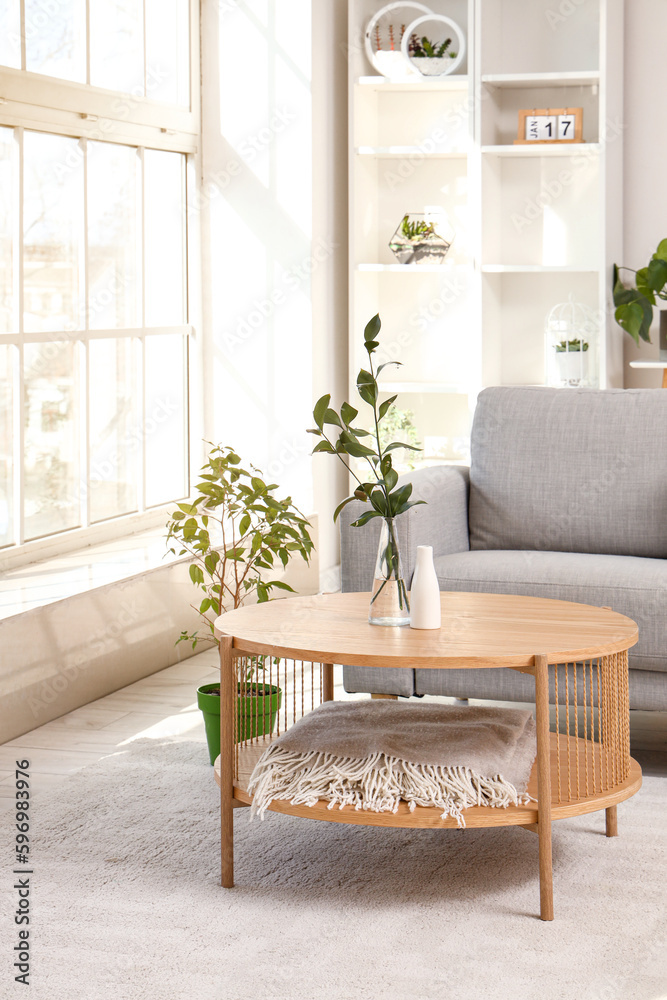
[388,209,454,266]
[545,296,599,388]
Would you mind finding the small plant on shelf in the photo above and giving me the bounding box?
[389,212,453,266]
[555,339,589,352]
[400,215,438,241]
[408,34,456,58]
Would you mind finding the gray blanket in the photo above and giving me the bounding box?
[247,700,537,826]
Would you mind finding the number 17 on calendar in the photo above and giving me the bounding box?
[515,108,583,144]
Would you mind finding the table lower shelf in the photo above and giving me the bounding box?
[214,731,642,829]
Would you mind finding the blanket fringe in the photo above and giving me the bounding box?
[247,747,533,827]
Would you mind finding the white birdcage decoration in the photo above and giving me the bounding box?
[545,295,599,388]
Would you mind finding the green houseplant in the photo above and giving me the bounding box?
[309,314,424,626]
[389,212,453,265]
[166,444,314,763]
[408,34,455,59]
[553,338,590,386]
[613,238,667,346]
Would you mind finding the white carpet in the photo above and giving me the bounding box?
[3,738,666,1000]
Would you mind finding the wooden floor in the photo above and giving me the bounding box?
[1,649,666,801]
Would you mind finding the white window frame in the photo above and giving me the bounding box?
[0,0,203,571]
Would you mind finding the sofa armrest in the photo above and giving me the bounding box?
[339,465,470,593]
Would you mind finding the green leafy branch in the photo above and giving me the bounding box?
[308,314,425,610]
[166,444,313,650]
[613,238,667,345]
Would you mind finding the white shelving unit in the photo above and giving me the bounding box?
[348,0,623,469]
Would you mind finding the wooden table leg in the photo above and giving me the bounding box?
[606,805,618,837]
[535,653,554,921]
[322,662,334,703]
[220,635,235,888]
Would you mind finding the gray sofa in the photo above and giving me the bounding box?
[340,386,667,711]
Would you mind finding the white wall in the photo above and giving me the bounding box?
[311,0,350,584]
[200,0,349,584]
[200,0,315,511]
[623,0,667,386]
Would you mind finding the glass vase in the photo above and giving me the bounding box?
[369,517,410,626]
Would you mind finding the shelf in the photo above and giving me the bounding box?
[482,265,599,274]
[355,146,467,158]
[356,75,468,92]
[481,71,600,89]
[357,263,467,273]
[482,143,599,157]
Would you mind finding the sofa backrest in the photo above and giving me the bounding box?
[468,386,667,558]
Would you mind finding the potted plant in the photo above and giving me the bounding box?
[166,444,314,764]
[389,212,453,265]
[554,338,589,386]
[309,314,424,627]
[407,33,457,76]
[613,238,667,354]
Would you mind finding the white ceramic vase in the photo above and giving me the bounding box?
[409,545,441,630]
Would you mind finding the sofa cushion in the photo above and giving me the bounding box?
[468,386,667,558]
[414,666,667,712]
[430,549,667,672]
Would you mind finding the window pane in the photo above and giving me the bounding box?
[24,341,80,539]
[144,150,186,326]
[0,127,16,334]
[90,0,144,95]
[25,0,86,82]
[0,1,21,68]
[0,345,13,547]
[87,142,140,329]
[23,132,83,334]
[145,0,190,106]
[144,334,187,507]
[89,338,138,522]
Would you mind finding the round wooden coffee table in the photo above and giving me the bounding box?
[214,592,641,920]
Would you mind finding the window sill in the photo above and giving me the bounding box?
[0,527,186,620]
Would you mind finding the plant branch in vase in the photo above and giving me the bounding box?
[308,314,425,626]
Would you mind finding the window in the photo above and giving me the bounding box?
[0,1,199,563]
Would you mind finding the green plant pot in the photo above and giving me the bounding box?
[197,682,282,766]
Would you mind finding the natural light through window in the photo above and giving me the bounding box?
[0,0,196,562]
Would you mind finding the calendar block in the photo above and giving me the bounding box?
[515,107,584,145]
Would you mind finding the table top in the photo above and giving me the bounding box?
[213,592,638,669]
